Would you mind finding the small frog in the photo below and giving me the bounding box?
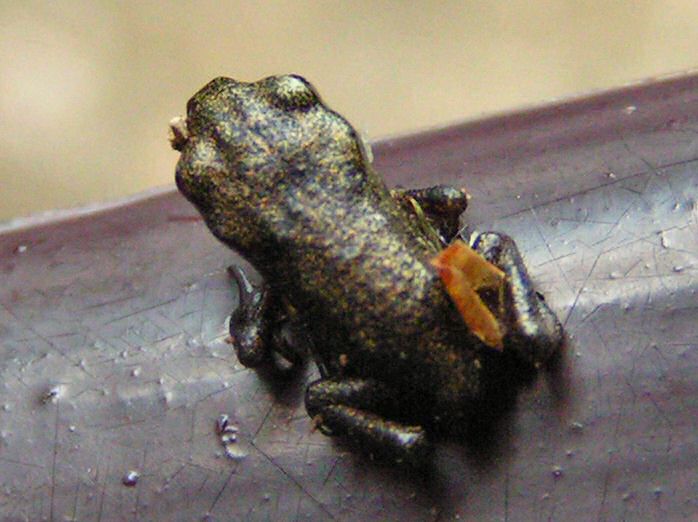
[170,75,562,464]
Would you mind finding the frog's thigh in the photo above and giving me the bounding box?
[305,377,431,465]
[472,232,563,364]
[392,185,468,239]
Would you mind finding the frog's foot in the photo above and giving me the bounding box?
[471,233,563,365]
[305,377,431,466]
[227,266,305,372]
[392,185,469,243]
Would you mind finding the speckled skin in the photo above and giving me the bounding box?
[172,75,562,464]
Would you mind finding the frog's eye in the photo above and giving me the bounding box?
[269,75,319,110]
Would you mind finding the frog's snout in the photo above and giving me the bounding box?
[169,116,189,151]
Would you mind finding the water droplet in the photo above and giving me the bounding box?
[15,244,28,254]
[68,425,76,433]
[672,265,685,273]
[41,385,62,404]
[263,493,271,502]
[570,421,584,431]
[552,466,563,478]
[2,404,10,412]
[131,367,141,377]
[607,172,617,179]
[624,105,637,114]
[224,444,247,461]
[653,486,663,497]
[673,202,681,211]
[565,449,574,458]
[216,414,229,435]
[659,232,670,249]
[622,492,634,502]
[122,470,140,487]
[221,433,237,444]
[120,350,128,359]
[609,271,621,280]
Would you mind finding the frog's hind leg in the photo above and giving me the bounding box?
[227,266,306,372]
[305,377,431,465]
[391,185,469,243]
[471,233,563,365]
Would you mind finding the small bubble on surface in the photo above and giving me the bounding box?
[624,105,637,114]
[122,471,140,487]
[15,244,28,254]
[552,466,563,478]
[570,421,584,431]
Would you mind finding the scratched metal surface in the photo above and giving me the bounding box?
[1,74,697,521]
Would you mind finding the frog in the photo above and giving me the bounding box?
[169,74,563,465]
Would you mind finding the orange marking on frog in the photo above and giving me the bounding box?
[431,240,505,350]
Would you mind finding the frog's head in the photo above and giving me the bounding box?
[171,75,373,242]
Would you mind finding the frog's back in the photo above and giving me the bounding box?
[260,182,479,404]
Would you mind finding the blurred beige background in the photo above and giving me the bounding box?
[3,1,698,222]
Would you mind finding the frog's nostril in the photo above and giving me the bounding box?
[169,116,189,151]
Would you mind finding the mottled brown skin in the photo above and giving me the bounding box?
[172,75,562,464]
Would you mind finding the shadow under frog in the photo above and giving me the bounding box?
[170,74,563,466]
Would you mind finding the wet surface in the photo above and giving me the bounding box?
[1,74,697,520]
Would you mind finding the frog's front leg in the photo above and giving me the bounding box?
[392,185,469,243]
[227,266,305,371]
[471,233,563,365]
[305,377,431,465]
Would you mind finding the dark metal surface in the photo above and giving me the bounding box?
[1,74,697,521]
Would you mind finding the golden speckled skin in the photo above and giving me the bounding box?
[173,75,562,462]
